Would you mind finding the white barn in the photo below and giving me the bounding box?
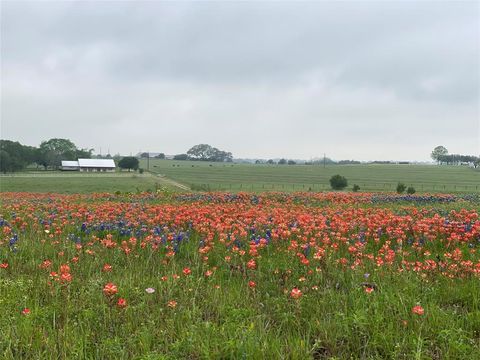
[61,159,116,172]
[61,161,80,171]
[78,159,116,172]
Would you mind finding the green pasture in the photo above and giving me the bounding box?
[0,172,172,194]
[1,162,479,194]
[143,159,480,193]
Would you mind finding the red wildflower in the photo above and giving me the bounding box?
[102,264,112,272]
[167,300,177,308]
[103,283,118,297]
[59,264,70,274]
[39,260,52,269]
[290,288,302,299]
[0,263,8,269]
[182,267,192,276]
[412,305,424,315]
[22,308,31,316]
[60,272,72,283]
[117,298,127,309]
[248,281,256,289]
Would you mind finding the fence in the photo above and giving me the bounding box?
[189,182,480,193]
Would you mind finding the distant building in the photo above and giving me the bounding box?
[61,161,80,171]
[78,158,116,172]
[61,159,116,172]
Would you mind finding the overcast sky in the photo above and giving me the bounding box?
[1,1,479,161]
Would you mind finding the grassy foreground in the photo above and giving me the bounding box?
[0,172,173,194]
[143,160,480,193]
[0,192,479,359]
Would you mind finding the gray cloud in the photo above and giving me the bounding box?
[1,1,479,160]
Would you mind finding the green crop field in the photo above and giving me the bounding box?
[0,172,174,194]
[142,159,480,193]
[1,163,479,194]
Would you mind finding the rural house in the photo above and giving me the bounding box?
[61,159,116,172]
[78,158,116,172]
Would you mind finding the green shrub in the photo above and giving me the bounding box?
[396,183,406,194]
[407,186,416,194]
[330,175,348,190]
[352,184,360,192]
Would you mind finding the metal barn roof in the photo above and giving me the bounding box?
[61,161,79,167]
[78,159,116,168]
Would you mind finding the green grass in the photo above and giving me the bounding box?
[142,159,480,193]
[2,162,479,195]
[0,193,479,359]
[0,172,172,194]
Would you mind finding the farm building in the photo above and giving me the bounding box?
[61,161,80,171]
[61,159,116,172]
[78,159,116,172]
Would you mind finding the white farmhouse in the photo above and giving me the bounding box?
[78,159,116,172]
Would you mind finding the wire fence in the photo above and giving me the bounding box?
[190,182,480,193]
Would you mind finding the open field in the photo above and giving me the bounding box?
[0,191,479,359]
[1,163,478,195]
[0,172,176,194]
[142,160,480,193]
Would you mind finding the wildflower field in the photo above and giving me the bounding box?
[1,191,479,359]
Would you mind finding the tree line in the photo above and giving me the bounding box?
[431,146,479,167]
[0,138,92,173]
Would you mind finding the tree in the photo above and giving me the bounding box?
[39,138,78,169]
[118,156,139,171]
[187,144,213,161]
[155,153,166,159]
[406,186,416,194]
[0,140,37,172]
[76,148,93,159]
[352,184,360,192]
[267,159,275,165]
[431,146,448,163]
[278,158,287,165]
[186,144,233,162]
[173,154,189,160]
[287,160,296,165]
[0,150,16,173]
[329,175,348,190]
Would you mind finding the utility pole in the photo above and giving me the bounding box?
[323,153,326,168]
[147,150,150,171]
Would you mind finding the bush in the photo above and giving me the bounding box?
[352,184,360,192]
[138,168,144,174]
[396,183,406,194]
[330,175,348,190]
[407,186,416,194]
[118,156,139,171]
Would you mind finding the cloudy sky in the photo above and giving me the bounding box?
[1,1,479,161]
